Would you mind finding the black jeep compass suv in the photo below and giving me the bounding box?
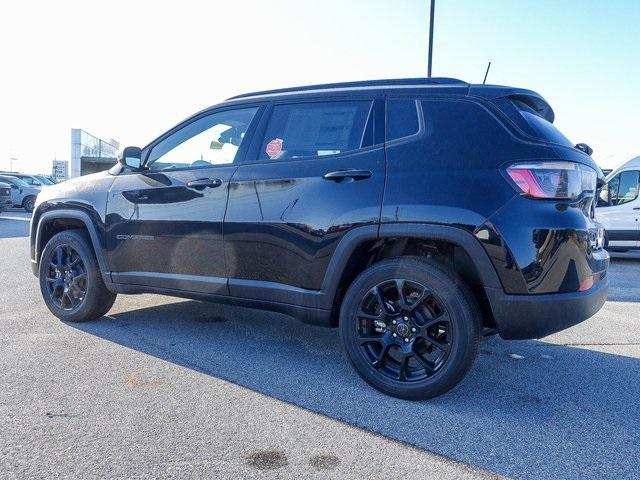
[30,78,609,400]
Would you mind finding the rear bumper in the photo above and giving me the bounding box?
[485,274,608,339]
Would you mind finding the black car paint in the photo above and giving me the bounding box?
[31,79,609,339]
[224,97,385,295]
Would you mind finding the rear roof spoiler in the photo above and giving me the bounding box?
[468,85,555,123]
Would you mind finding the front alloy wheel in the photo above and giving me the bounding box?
[39,229,116,322]
[45,245,87,311]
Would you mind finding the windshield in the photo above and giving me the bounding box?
[34,175,54,185]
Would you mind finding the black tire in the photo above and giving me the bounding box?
[339,256,480,400]
[39,230,116,322]
[22,196,36,213]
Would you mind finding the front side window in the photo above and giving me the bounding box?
[147,107,259,171]
[598,170,640,206]
[258,101,372,161]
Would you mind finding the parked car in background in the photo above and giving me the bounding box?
[0,181,12,214]
[0,174,40,212]
[30,77,609,400]
[0,172,56,187]
[597,155,640,251]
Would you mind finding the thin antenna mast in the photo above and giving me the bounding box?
[427,0,435,77]
[483,61,492,84]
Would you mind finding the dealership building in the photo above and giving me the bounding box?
[70,129,119,178]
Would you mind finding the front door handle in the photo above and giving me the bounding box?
[187,178,223,189]
[323,169,372,182]
[633,207,640,210]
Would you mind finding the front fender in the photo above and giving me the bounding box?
[31,208,112,288]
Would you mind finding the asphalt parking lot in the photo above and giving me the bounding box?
[1,209,639,479]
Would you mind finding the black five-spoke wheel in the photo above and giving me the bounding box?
[45,244,87,311]
[356,279,451,382]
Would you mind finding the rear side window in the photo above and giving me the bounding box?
[386,99,420,141]
[258,101,372,160]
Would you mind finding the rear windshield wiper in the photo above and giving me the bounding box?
[575,143,593,156]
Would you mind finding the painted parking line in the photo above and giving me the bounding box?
[0,216,31,222]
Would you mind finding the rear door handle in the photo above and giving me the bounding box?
[187,178,223,189]
[323,169,372,181]
[633,207,640,210]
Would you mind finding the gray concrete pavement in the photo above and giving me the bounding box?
[1,211,639,479]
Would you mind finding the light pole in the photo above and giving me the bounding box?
[9,157,18,172]
[427,0,435,77]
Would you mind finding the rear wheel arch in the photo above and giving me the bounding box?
[324,223,502,327]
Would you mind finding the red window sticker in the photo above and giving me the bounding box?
[266,138,284,158]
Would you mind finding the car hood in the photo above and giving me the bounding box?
[34,170,117,209]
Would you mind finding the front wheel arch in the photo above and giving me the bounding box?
[34,209,111,288]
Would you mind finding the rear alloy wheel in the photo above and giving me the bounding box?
[354,279,452,382]
[340,257,480,400]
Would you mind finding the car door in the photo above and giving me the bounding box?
[596,169,640,248]
[224,97,385,307]
[105,105,263,294]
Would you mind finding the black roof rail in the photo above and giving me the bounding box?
[227,77,467,100]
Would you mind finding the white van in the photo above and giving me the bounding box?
[596,155,640,251]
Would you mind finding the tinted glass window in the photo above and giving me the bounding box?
[520,111,573,147]
[258,101,371,160]
[599,171,640,206]
[34,175,54,185]
[386,99,420,141]
[148,107,258,171]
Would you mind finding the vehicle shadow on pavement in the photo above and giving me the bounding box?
[71,300,640,480]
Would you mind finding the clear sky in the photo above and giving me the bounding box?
[1,0,638,174]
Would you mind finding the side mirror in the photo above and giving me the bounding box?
[119,146,143,170]
[598,188,609,206]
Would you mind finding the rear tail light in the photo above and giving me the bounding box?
[505,161,597,200]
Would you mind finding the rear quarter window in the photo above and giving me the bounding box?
[386,99,420,141]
